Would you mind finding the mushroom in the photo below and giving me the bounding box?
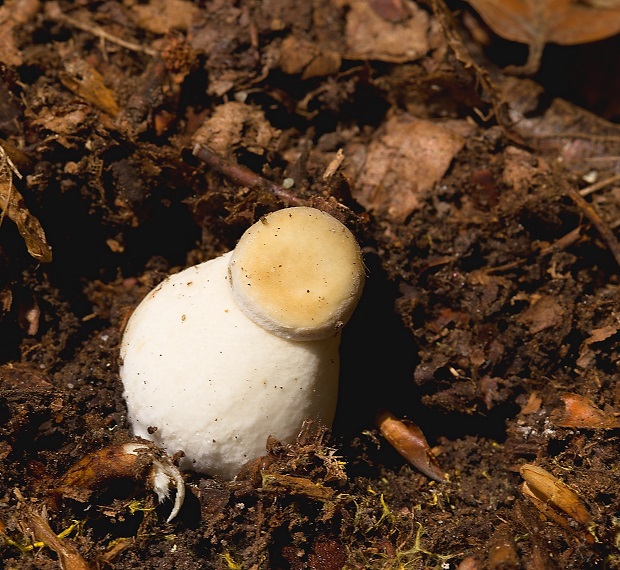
[120,207,365,480]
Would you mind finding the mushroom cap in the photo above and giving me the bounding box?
[229,207,365,341]
[120,252,340,479]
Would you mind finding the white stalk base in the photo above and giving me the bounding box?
[120,252,340,480]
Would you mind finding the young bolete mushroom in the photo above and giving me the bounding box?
[120,207,364,479]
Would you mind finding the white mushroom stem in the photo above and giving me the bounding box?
[120,207,364,479]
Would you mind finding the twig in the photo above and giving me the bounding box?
[192,143,303,206]
[45,2,158,57]
[485,227,583,274]
[579,172,620,197]
[567,187,620,269]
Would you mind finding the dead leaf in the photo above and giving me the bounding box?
[31,107,89,149]
[59,59,119,118]
[346,114,469,223]
[342,0,430,62]
[279,35,341,79]
[130,0,202,34]
[0,147,52,263]
[499,86,620,172]
[0,0,41,67]
[517,294,565,334]
[467,0,620,45]
[519,392,542,414]
[465,0,620,72]
[552,393,620,429]
[577,324,620,369]
[191,102,281,157]
[56,442,185,523]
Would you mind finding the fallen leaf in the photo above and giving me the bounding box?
[261,473,336,501]
[577,324,620,369]
[519,392,542,415]
[0,147,52,263]
[279,35,341,79]
[130,0,202,34]
[59,58,119,118]
[517,294,565,334]
[467,0,620,45]
[192,101,280,157]
[346,114,469,223]
[0,0,41,67]
[56,442,185,523]
[342,0,430,62]
[552,393,620,429]
[465,0,620,72]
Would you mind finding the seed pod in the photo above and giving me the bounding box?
[375,409,446,482]
[55,442,185,523]
[519,464,592,526]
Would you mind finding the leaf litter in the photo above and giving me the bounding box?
[0,0,620,568]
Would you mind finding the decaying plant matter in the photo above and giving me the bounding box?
[1,0,620,568]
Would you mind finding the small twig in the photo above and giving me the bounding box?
[192,143,303,206]
[532,132,620,143]
[45,2,158,57]
[568,187,620,269]
[579,172,620,197]
[485,226,583,274]
[322,148,345,179]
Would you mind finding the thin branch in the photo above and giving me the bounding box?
[568,187,620,269]
[45,3,158,57]
[192,143,303,206]
[579,172,620,197]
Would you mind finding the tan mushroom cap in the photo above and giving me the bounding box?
[228,207,365,341]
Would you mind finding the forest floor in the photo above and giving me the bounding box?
[1,0,620,568]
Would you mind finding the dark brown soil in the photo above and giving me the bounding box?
[1,1,620,569]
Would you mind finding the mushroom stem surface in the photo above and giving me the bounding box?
[120,207,364,479]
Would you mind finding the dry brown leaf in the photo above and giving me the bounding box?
[346,114,469,223]
[59,59,119,118]
[519,392,542,415]
[130,0,202,34]
[517,294,565,334]
[261,473,336,501]
[191,102,281,157]
[56,442,185,522]
[552,393,620,429]
[279,35,341,79]
[576,324,620,368]
[0,0,41,67]
[467,0,620,45]
[466,0,620,71]
[31,107,89,149]
[499,83,620,171]
[0,147,52,263]
[342,0,430,62]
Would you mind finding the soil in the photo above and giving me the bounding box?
[1,1,620,569]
